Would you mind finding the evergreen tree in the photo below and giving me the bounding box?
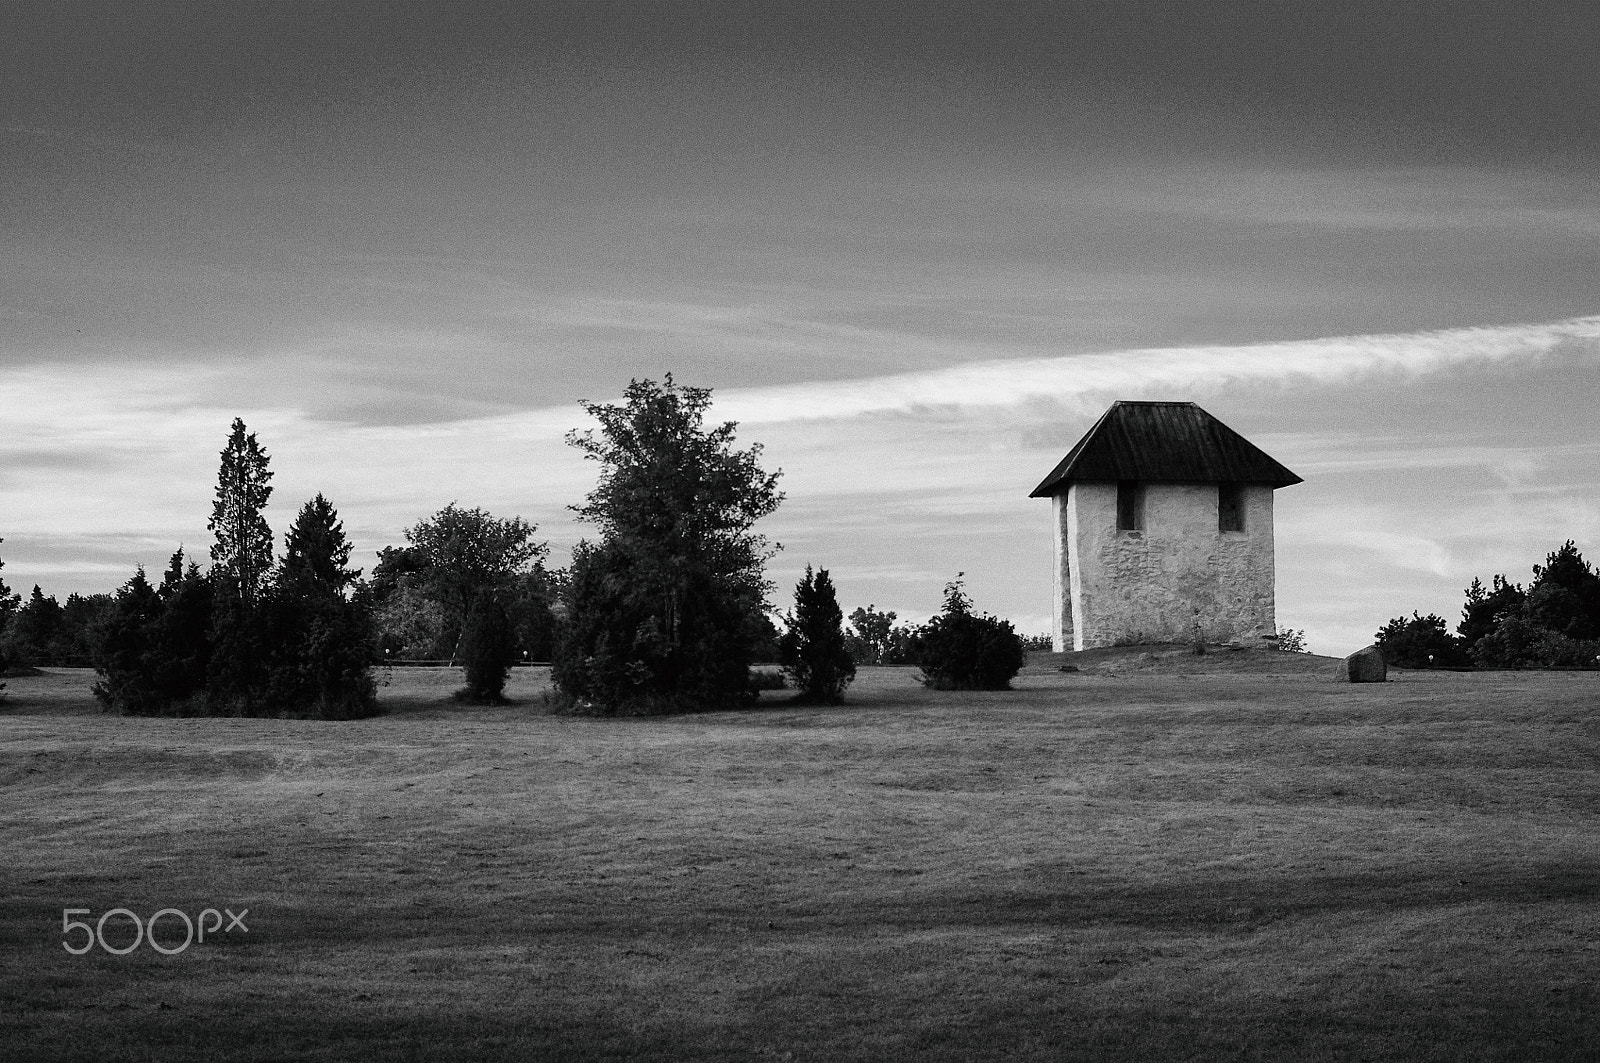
[1459,574,1525,650]
[58,593,116,665]
[263,496,378,718]
[208,418,274,606]
[2,585,63,666]
[1375,612,1468,667]
[152,550,212,707]
[457,590,516,703]
[0,538,19,673]
[1526,541,1600,640]
[206,420,275,712]
[0,540,16,616]
[92,567,165,714]
[554,376,783,714]
[779,566,855,703]
[282,493,361,594]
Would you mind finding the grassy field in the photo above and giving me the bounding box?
[2,652,1597,1061]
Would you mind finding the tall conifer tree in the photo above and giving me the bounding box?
[208,418,274,605]
[282,493,360,595]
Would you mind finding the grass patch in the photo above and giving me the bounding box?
[2,658,1597,1060]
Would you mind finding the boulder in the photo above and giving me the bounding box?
[1343,645,1387,683]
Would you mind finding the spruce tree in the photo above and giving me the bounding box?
[266,495,377,718]
[206,419,274,712]
[208,418,274,606]
[282,493,361,594]
[92,567,164,714]
[152,549,212,708]
[779,566,855,703]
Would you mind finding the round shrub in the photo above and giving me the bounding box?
[917,577,1025,691]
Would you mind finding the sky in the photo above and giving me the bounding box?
[3,1,1598,655]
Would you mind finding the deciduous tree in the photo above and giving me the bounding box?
[400,503,546,662]
[555,376,782,714]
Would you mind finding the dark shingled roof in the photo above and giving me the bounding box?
[1029,401,1302,497]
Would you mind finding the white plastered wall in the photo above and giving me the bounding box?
[1062,482,1276,650]
[1050,494,1075,652]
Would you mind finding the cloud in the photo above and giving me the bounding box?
[6,312,1599,663]
[709,315,1600,424]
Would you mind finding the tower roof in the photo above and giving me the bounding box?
[1029,401,1302,497]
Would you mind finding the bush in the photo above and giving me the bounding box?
[1276,627,1309,653]
[457,592,516,703]
[778,566,855,703]
[553,540,761,715]
[1471,614,1600,669]
[748,667,787,691]
[917,577,1025,691]
[1374,612,1468,668]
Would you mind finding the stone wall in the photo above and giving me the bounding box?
[1062,481,1276,650]
[1050,493,1075,652]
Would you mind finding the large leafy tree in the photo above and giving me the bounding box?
[208,418,274,605]
[845,605,899,665]
[555,376,783,713]
[398,503,547,662]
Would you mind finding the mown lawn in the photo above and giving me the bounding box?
[1,656,1597,1061]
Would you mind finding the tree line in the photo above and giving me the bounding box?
[1375,540,1600,668]
[0,377,1029,716]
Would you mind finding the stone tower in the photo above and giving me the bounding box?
[1030,401,1301,652]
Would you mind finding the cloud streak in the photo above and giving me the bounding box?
[709,314,1600,424]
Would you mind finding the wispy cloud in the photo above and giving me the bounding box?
[710,315,1600,424]
[5,314,1599,660]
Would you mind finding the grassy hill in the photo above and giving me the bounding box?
[1024,643,1342,676]
[2,663,1597,1061]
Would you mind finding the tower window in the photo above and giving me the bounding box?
[1219,482,1244,532]
[1117,481,1143,531]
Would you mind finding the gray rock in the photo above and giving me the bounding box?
[1343,645,1387,683]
